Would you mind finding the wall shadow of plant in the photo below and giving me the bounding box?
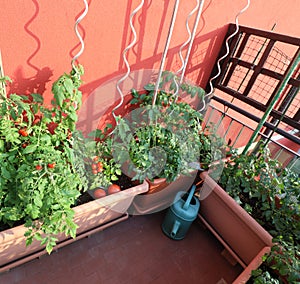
[8,66,53,96]
[78,0,224,127]
[8,0,53,97]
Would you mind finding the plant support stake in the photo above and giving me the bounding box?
[242,49,300,155]
[152,0,180,107]
[0,50,6,98]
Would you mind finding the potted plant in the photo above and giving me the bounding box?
[108,71,227,214]
[202,145,299,283]
[0,66,85,254]
[112,71,212,191]
[0,66,148,272]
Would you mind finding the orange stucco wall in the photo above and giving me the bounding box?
[0,0,299,104]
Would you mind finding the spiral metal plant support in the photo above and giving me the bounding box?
[71,0,89,75]
[173,0,205,100]
[112,0,145,124]
[201,0,251,112]
[178,0,204,85]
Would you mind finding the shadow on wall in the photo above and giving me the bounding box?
[80,26,225,99]
[79,0,224,98]
[7,0,224,112]
[8,0,53,97]
[76,27,224,137]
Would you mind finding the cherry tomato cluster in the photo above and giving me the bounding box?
[91,156,103,175]
[18,128,29,137]
[48,163,56,169]
[35,163,56,171]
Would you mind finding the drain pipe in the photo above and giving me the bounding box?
[242,49,300,155]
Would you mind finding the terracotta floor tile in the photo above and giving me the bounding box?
[0,210,243,284]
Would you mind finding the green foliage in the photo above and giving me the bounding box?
[114,73,224,183]
[219,145,300,283]
[115,78,208,183]
[251,269,280,284]
[74,130,121,189]
[0,66,99,254]
[130,71,205,107]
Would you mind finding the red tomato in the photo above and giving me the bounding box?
[93,188,106,199]
[47,163,56,169]
[35,165,42,170]
[97,162,103,172]
[108,184,121,195]
[92,169,98,175]
[93,156,99,162]
[19,129,28,137]
[22,143,28,148]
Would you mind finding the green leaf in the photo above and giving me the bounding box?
[144,83,155,91]
[34,233,43,241]
[1,166,11,179]
[68,111,77,122]
[46,241,54,254]
[53,84,65,107]
[31,93,44,103]
[10,109,17,120]
[26,237,33,246]
[63,78,74,95]
[111,175,118,181]
[130,98,139,105]
[131,88,139,98]
[34,195,43,208]
[23,145,37,154]
[30,205,40,219]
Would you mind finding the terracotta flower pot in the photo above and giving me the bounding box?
[0,180,148,273]
[145,177,169,194]
[129,172,197,215]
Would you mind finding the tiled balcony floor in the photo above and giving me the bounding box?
[0,210,243,284]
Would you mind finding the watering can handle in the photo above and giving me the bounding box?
[183,185,196,210]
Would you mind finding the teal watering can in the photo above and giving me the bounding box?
[161,185,200,240]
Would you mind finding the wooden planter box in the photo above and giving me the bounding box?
[198,172,273,284]
[0,181,148,273]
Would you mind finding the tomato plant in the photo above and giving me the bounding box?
[74,130,122,191]
[0,65,89,254]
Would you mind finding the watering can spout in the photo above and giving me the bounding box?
[183,185,196,210]
[170,220,181,238]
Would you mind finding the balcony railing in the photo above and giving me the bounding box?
[205,24,300,173]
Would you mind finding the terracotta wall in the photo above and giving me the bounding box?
[0,0,299,104]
